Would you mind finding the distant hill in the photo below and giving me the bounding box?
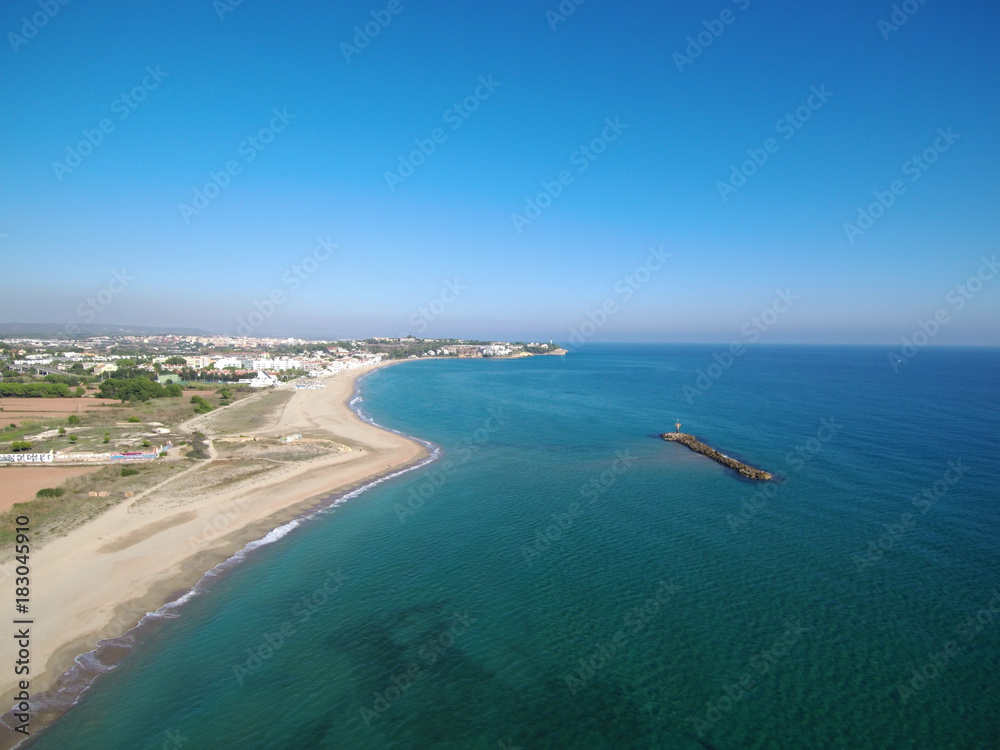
[0,322,213,337]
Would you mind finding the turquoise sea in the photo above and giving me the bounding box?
[21,345,1000,749]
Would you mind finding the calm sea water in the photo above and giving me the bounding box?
[23,345,1000,749]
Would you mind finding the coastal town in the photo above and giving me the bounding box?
[0,331,564,467]
[1,332,563,387]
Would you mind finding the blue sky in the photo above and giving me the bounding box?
[1,0,998,344]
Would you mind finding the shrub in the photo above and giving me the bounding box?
[103,434,111,444]
[98,377,169,402]
[0,383,71,398]
[128,416,141,423]
[121,467,139,477]
[11,441,32,452]
[35,487,64,498]
[141,440,151,447]
[58,427,66,435]
[67,414,81,425]
[190,395,214,414]
[68,435,78,443]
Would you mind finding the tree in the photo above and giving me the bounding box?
[67,414,80,425]
[99,377,169,402]
[165,356,188,366]
[74,386,85,397]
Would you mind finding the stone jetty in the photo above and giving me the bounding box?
[661,432,773,481]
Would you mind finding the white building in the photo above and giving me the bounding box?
[238,371,280,388]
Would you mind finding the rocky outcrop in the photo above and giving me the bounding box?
[661,432,773,481]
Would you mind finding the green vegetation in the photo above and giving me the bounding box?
[98,377,173,402]
[58,426,66,435]
[120,467,139,477]
[67,414,81,425]
[42,373,88,387]
[11,441,32,452]
[0,383,71,398]
[190,395,214,414]
[127,416,141,423]
[68,435,78,443]
[523,343,558,354]
[35,488,64,498]
[164,356,187,365]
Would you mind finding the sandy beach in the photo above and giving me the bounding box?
[0,361,425,746]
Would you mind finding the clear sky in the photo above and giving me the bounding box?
[1,0,998,344]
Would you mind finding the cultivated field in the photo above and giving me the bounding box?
[0,466,102,511]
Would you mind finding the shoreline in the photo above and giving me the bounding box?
[0,360,430,748]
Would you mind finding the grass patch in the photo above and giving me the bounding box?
[197,390,292,434]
